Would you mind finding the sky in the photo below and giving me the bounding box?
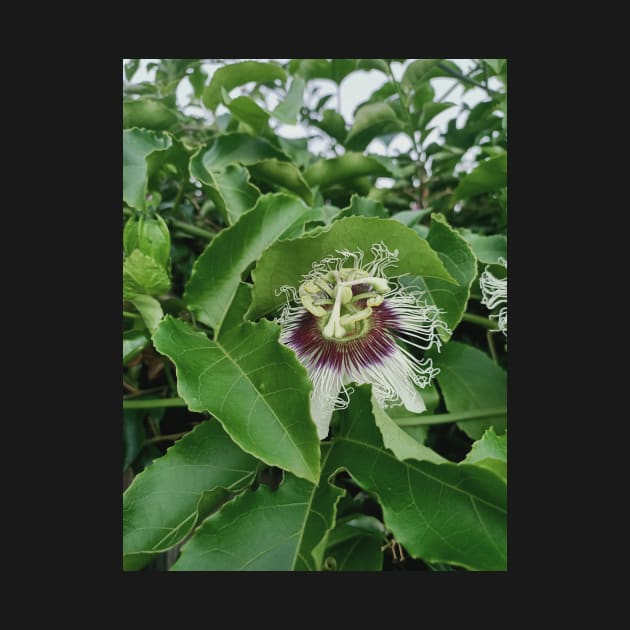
[123,59,502,179]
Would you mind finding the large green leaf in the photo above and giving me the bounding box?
[123,250,170,299]
[303,152,391,189]
[273,77,305,124]
[454,154,507,200]
[431,341,507,440]
[172,461,344,571]
[337,194,387,219]
[460,230,507,265]
[219,282,253,337]
[324,515,385,571]
[401,213,477,339]
[248,215,457,320]
[345,103,402,151]
[249,159,313,204]
[328,385,507,570]
[123,128,172,211]
[152,316,320,482]
[223,93,270,135]
[203,61,287,110]
[463,427,507,482]
[122,419,258,570]
[195,133,288,170]
[123,98,179,131]
[189,155,261,224]
[194,134,311,203]
[184,193,309,333]
[371,397,446,464]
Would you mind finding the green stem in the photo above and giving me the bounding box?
[122,397,187,409]
[436,66,478,103]
[394,407,506,427]
[123,206,214,240]
[170,219,215,240]
[123,311,141,319]
[461,312,498,329]
[385,62,426,206]
[172,180,186,215]
[436,62,502,97]
[486,329,499,364]
[144,431,189,445]
[163,360,178,396]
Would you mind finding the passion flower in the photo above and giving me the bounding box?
[277,243,449,439]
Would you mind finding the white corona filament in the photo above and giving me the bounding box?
[479,257,507,336]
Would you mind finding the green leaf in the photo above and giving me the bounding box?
[172,466,344,571]
[371,397,446,464]
[152,317,321,482]
[272,77,305,124]
[328,385,507,570]
[431,341,507,440]
[454,154,507,200]
[345,103,402,152]
[184,193,310,332]
[195,133,288,170]
[193,134,311,203]
[219,282,253,337]
[288,58,332,81]
[463,427,507,482]
[203,61,287,110]
[412,81,435,112]
[248,215,456,320]
[338,194,388,219]
[304,153,392,189]
[188,64,207,99]
[402,59,439,90]
[357,59,389,74]
[189,155,261,224]
[223,94,270,135]
[280,205,342,240]
[123,250,170,299]
[123,328,149,365]
[460,230,507,265]
[248,159,313,204]
[400,212,477,338]
[130,294,164,333]
[417,102,457,131]
[313,109,347,144]
[123,128,172,211]
[123,98,179,131]
[330,59,358,84]
[123,408,146,472]
[482,59,506,74]
[390,209,431,227]
[325,515,385,571]
[123,419,258,570]
[124,59,140,82]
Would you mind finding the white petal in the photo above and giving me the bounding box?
[349,347,428,413]
[308,365,344,440]
[310,393,335,440]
